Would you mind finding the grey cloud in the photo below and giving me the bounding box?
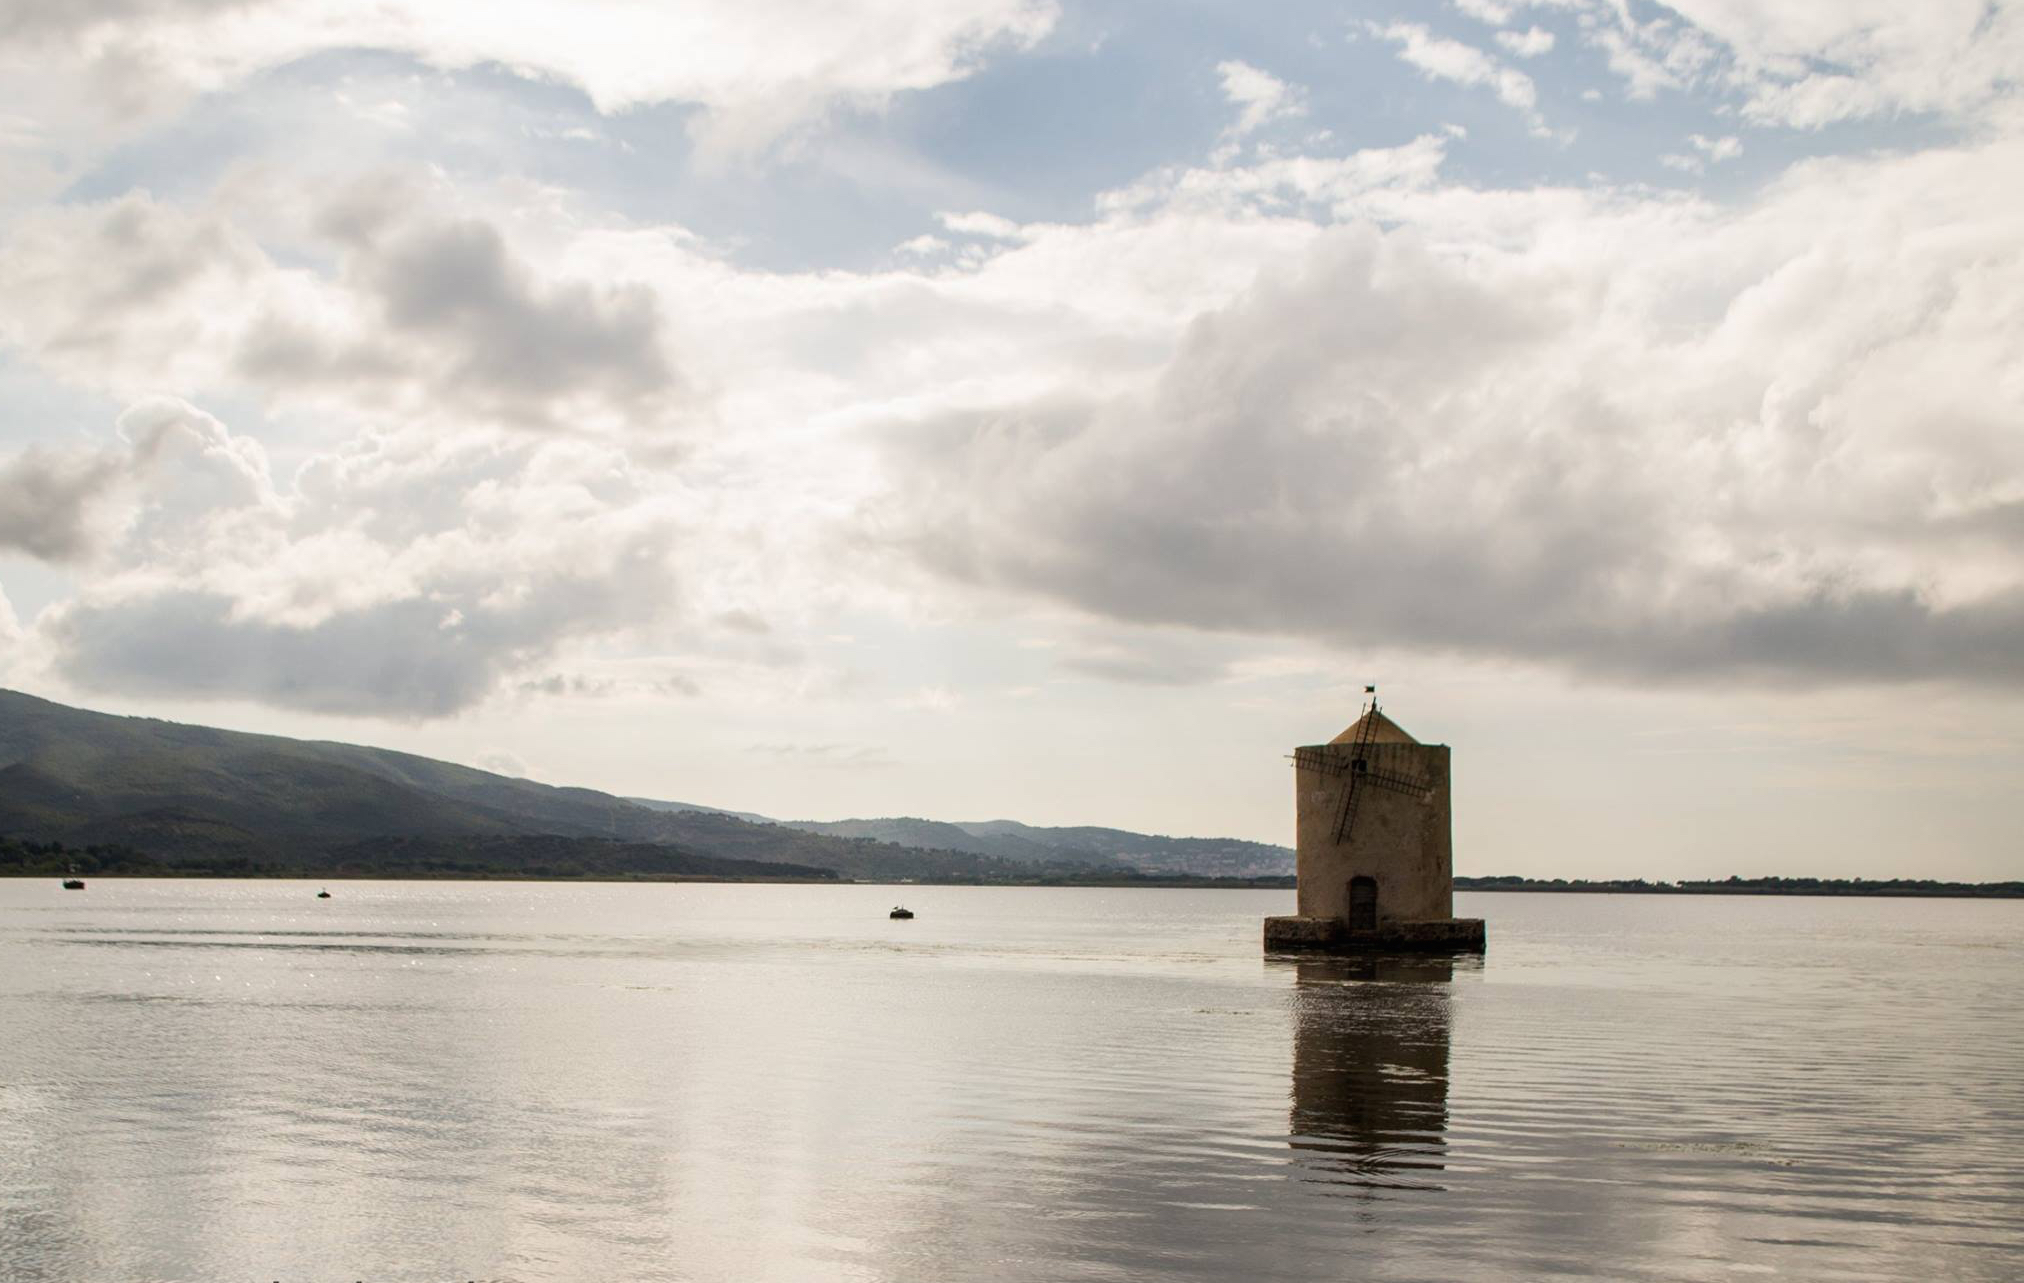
[367,218,676,419]
[0,446,128,561]
[238,210,683,430]
[1626,589,2024,688]
[0,401,213,562]
[517,673,620,698]
[51,591,519,716]
[880,219,2024,688]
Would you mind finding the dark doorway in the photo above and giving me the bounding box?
[1348,876,1377,931]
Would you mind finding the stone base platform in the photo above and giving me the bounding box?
[1263,915,1486,954]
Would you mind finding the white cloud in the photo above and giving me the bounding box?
[1690,133,1743,162]
[1496,26,1556,58]
[1563,0,2023,126]
[32,402,687,716]
[0,186,689,435]
[0,0,1061,162]
[1216,60,1307,137]
[1452,0,1517,23]
[895,233,952,258]
[937,210,1027,240]
[1678,0,2024,126]
[1661,134,1741,175]
[1371,21,1546,131]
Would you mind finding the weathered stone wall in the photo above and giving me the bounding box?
[1293,741,1452,925]
[1263,915,1485,952]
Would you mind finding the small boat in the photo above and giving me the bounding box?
[61,878,85,890]
[317,888,332,899]
[889,906,914,920]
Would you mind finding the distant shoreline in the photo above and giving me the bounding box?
[1457,877,2024,899]
[8,872,2020,898]
[1,870,1297,889]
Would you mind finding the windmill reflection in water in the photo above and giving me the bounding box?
[1286,956,1457,1193]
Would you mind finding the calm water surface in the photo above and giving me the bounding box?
[1,882,2019,1282]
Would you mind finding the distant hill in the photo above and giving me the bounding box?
[623,797,773,824]
[781,816,1294,877]
[0,831,836,882]
[0,689,1034,881]
[782,816,1123,867]
[0,688,1296,883]
[959,819,1294,877]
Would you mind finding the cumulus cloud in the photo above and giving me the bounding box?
[873,131,2024,688]
[0,446,132,563]
[32,403,685,716]
[3,1,2020,725]
[273,206,682,429]
[0,396,272,562]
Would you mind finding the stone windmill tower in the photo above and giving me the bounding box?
[1265,693,1485,952]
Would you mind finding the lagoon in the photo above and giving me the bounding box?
[1,881,2019,1281]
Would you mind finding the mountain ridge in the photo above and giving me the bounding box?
[0,689,1021,880]
[0,688,1291,880]
[778,815,1292,877]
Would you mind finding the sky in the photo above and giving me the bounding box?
[0,0,2020,880]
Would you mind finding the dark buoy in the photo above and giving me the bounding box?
[889,905,914,919]
[317,888,332,899]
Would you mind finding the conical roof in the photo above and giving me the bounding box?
[1329,708,1418,746]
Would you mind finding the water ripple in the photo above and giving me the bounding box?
[0,883,2019,1283]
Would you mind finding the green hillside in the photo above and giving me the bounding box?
[0,689,1031,881]
[0,832,837,882]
